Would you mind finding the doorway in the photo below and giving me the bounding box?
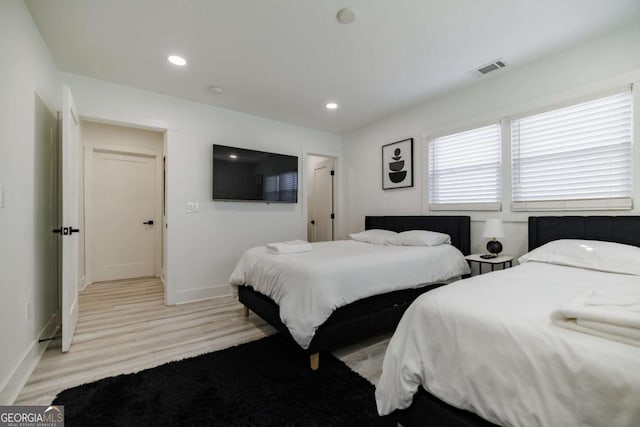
[82,121,164,285]
[307,155,335,242]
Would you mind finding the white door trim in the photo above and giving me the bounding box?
[84,144,163,284]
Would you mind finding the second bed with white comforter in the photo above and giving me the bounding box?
[376,246,640,426]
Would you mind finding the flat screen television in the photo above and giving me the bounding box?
[212,144,298,203]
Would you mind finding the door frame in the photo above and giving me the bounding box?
[83,142,164,285]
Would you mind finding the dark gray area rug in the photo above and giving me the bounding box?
[53,334,394,426]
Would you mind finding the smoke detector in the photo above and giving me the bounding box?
[208,85,224,95]
[471,59,507,77]
[337,8,356,24]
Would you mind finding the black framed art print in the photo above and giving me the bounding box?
[382,138,413,190]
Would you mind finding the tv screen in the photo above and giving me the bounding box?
[212,144,298,203]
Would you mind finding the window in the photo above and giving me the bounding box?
[428,124,502,210]
[511,91,633,210]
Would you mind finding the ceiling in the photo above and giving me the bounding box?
[26,0,640,134]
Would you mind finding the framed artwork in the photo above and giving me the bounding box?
[382,138,413,190]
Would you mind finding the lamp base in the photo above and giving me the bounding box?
[486,240,503,257]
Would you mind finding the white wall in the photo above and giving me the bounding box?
[82,121,165,153]
[60,73,342,304]
[343,23,640,259]
[0,0,61,403]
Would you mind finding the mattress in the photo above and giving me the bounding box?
[376,262,640,426]
[229,239,470,349]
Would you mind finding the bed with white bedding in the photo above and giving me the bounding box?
[377,215,640,427]
[230,239,470,348]
[230,215,471,369]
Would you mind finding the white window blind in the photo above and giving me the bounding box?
[511,91,633,211]
[428,124,502,211]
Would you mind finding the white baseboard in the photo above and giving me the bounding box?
[170,284,231,305]
[0,311,61,404]
[78,275,88,291]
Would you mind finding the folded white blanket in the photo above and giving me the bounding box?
[552,284,640,347]
[586,288,640,308]
[266,240,312,254]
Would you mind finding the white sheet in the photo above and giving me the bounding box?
[229,240,470,349]
[376,262,640,426]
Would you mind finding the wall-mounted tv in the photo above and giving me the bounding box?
[212,144,298,203]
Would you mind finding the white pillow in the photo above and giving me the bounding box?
[349,229,397,245]
[518,239,640,276]
[386,230,451,247]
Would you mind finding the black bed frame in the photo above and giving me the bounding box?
[394,215,640,427]
[238,215,470,370]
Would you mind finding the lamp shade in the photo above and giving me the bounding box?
[482,219,505,239]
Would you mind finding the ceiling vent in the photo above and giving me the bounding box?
[471,59,507,77]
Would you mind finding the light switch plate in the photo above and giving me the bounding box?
[186,201,199,213]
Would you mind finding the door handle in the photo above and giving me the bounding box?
[53,227,77,235]
[143,220,154,225]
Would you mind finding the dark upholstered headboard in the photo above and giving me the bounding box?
[529,216,640,251]
[365,216,471,255]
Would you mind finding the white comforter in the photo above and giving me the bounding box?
[229,240,470,349]
[376,262,640,426]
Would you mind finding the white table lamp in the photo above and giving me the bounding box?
[482,219,505,257]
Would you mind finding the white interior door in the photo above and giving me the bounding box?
[309,158,334,242]
[61,86,80,352]
[91,151,156,282]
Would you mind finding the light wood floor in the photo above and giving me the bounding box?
[15,277,391,405]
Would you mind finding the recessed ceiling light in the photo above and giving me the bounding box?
[229,154,238,159]
[167,55,187,66]
[326,102,338,110]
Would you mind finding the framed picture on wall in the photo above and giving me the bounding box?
[382,138,413,190]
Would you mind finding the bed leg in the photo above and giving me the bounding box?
[310,353,319,371]
[243,306,249,317]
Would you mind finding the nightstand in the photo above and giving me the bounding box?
[465,254,514,275]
